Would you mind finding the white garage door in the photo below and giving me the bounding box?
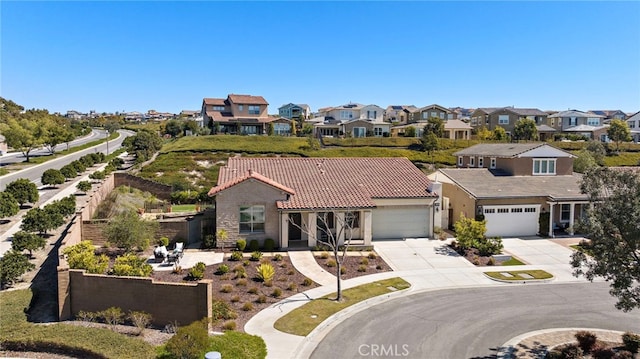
[482,205,540,237]
[372,206,430,240]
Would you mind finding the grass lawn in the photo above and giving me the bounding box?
[501,257,525,266]
[274,277,410,336]
[484,270,553,281]
[171,204,196,212]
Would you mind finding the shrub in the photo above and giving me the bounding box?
[236,278,248,287]
[164,319,209,359]
[360,257,369,265]
[248,239,260,252]
[575,331,598,353]
[613,351,634,359]
[100,307,123,329]
[487,257,496,266]
[591,344,615,359]
[243,259,250,266]
[272,287,282,298]
[357,264,367,272]
[128,311,152,335]
[287,283,297,291]
[203,234,216,249]
[250,251,263,261]
[222,320,237,331]
[340,266,346,275]
[211,299,236,321]
[256,294,267,304]
[326,259,337,267]
[376,264,383,270]
[236,238,247,251]
[264,238,276,251]
[242,302,254,311]
[157,237,169,247]
[229,251,243,261]
[172,265,183,274]
[302,277,313,286]
[367,252,377,259]
[76,310,97,322]
[477,237,504,256]
[256,263,275,282]
[230,295,240,303]
[263,279,273,287]
[273,253,283,261]
[220,284,233,293]
[111,253,153,277]
[187,266,205,281]
[559,343,583,359]
[216,264,230,275]
[280,262,288,268]
[248,287,259,294]
[623,332,640,353]
[320,252,330,259]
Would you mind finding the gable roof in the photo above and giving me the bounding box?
[502,107,548,116]
[536,124,557,132]
[227,94,268,105]
[444,119,471,130]
[454,143,573,158]
[208,169,295,196]
[548,110,604,118]
[415,104,451,113]
[438,169,587,201]
[212,157,436,210]
[203,98,226,106]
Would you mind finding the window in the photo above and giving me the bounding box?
[341,110,353,119]
[431,112,437,119]
[587,118,600,126]
[345,211,360,228]
[533,159,556,175]
[524,207,536,213]
[561,204,570,222]
[439,113,445,119]
[511,207,523,213]
[353,127,366,138]
[497,208,509,213]
[374,127,383,137]
[484,208,495,214]
[490,157,496,169]
[366,110,377,119]
[241,125,259,134]
[273,123,291,135]
[498,115,509,125]
[248,105,260,115]
[569,117,577,126]
[238,105,244,111]
[212,105,225,111]
[478,157,484,168]
[470,156,475,167]
[239,205,265,233]
[629,121,636,129]
[422,112,428,120]
[458,156,463,166]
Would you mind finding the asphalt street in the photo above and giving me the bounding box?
[311,282,640,359]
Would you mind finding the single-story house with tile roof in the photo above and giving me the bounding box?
[208,157,441,248]
[429,143,589,237]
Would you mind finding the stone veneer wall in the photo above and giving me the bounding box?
[58,268,212,327]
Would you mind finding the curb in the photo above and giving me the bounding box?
[482,271,555,284]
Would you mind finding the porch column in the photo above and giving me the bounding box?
[569,203,575,235]
[308,212,317,247]
[362,210,372,246]
[336,212,346,245]
[280,212,289,249]
[548,203,554,238]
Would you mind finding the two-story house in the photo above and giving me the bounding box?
[428,143,588,237]
[278,103,311,120]
[312,103,389,137]
[548,110,607,140]
[409,104,454,123]
[626,111,640,142]
[201,94,270,135]
[384,105,417,124]
[589,110,627,121]
[469,107,549,136]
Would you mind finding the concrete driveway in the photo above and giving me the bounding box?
[374,239,474,271]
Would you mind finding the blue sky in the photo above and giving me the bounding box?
[2,1,639,114]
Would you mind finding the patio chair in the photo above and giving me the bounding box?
[153,246,168,263]
[174,242,184,258]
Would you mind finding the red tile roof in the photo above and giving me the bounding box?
[208,169,295,196]
[211,157,436,210]
[228,94,268,105]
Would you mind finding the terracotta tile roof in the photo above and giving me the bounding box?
[227,94,268,105]
[203,98,226,106]
[212,157,436,210]
[208,169,295,196]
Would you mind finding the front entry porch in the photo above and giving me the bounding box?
[546,201,588,237]
[280,209,372,249]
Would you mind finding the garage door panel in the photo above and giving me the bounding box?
[483,205,539,237]
[372,207,429,240]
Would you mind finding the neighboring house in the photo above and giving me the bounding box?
[208,157,441,248]
[536,124,557,141]
[312,103,389,137]
[626,111,640,142]
[384,105,418,124]
[201,94,270,135]
[589,110,627,121]
[65,110,85,120]
[548,110,605,131]
[410,104,454,123]
[270,117,294,136]
[0,134,7,155]
[390,119,471,139]
[180,110,200,118]
[278,103,311,120]
[469,107,548,135]
[429,143,587,237]
[124,111,145,122]
[449,107,474,121]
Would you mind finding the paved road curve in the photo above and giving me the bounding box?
[311,282,640,359]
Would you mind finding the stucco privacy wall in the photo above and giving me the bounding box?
[114,172,172,201]
[58,269,212,327]
[81,217,194,246]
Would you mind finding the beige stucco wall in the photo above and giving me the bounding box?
[214,180,288,247]
[442,182,476,226]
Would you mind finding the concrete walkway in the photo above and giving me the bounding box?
[288,251,335,286]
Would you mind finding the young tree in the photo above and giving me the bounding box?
[0,117,44,162]
[586,141,606,166]
[21,206,64,234]
[103,212,158,251]
[476,127,493,141]
[12,231,47,258]
[573,149,598,173]
[123,129,163,162]
[493,126,508,141]
[76,180,93,194]
[165,119,183,137]
[60,164,78,179]
[41,168,65,187]
[571,167,640,311]
[5,178,39,207]
[404,126,416,138]
[267,122,274,136]
[290,209,358,301]
[0,192,19,219]
[513,118,539,141]
[607,119,632,153]
[424,117,444,138]
[0,250,35,289]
